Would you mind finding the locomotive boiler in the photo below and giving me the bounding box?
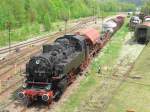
[18,16,125,106]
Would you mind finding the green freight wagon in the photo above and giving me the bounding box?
[134,22,150,44]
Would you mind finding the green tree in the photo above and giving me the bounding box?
[43,13,51,31]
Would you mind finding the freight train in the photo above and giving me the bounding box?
[18,16,125,106]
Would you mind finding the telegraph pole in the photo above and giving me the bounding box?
[95,6,97,24]
[6,21,11,53]
[102,11,104,28]
[92,6,95,21]
[8,24,11,53]
[61,11,69,35]
[101,7,104,32]
[64,18,68,35]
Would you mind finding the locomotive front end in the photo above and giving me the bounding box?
[18,88,54,106]
[18,55,54,106]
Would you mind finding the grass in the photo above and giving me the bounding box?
[57,74,98,112]
[91,24,128,72]
[55,20,129,112]
[106,44,150,112]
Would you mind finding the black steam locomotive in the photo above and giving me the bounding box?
[18,34,91,105]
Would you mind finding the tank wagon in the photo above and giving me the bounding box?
[129,16,141,30]
[135,22,150,44]
[18,16,125,106]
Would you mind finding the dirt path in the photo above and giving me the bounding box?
[75,33,145,112]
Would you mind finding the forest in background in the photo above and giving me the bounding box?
[141,1,150,15]
[118,0,143,6]
[0,0,136,46]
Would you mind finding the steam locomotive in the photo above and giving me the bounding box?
[18,16,125,106]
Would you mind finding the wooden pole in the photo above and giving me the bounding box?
[0,80,1,92]
[6,21,11,53]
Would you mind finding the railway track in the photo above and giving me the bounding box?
[98,44,146,112]
[0,43,43,67]
[0,49,40,78]
[0,99,28,112]
[77,58,141,112]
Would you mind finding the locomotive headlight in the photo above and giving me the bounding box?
[36,59,40,64]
